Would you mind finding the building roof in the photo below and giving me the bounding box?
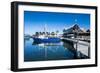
[63,24,83,34]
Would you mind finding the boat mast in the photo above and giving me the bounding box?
[44,23,46,36]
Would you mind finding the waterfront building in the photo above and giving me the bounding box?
[63,24,90,41]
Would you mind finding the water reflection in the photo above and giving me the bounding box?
[62,40,78,59]
[24,38,88,62]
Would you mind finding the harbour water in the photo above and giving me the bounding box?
[24,38,89,62]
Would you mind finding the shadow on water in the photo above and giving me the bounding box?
[62,39,90,59]
[62,40,78,59]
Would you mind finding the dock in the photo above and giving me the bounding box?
[61,37,90,58]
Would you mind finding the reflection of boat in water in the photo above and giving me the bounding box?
[32,41,63,46]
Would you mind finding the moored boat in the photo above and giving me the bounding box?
[33,24,60,43]
[33,37,60,43]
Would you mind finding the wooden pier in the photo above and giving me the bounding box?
[61,38,90,46]
[61,37,90,57]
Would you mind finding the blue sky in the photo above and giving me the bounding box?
[24,11,90,35]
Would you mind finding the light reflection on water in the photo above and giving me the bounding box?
[24,38,88,62]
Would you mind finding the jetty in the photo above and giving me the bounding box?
[61,37,90,58]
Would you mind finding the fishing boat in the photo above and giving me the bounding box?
[33,24,60,43]
[33,36,60,43]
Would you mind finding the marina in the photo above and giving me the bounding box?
[24,24,90,61]
[24,11,90,62]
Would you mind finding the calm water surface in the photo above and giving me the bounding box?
[24,38,87,62]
